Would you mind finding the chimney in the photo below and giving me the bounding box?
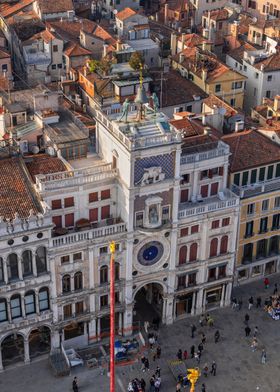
[274,95,280,111]
[179,53,185,63]
[181,33,186,49]
[202,41,207,51]
[164,3,169,24]
[83,66,87,76]
[202,115,207,125]
[231,21,239,39]
[171,32,178,56]
[0,108,5,138]
[103,43,108,57]
[116,39,122,51]
[202,68,207,83]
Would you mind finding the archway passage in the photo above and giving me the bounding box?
[29,326,51,359]
[2,334,24,367]
[133,283,163,326]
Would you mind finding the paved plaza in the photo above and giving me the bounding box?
[1,275,280,392]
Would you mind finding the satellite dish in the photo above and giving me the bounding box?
[113,9,118,15]
[32,146,39,154]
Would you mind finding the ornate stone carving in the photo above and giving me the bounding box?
[139,166,165,186]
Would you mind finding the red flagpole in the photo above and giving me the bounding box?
[109,241,116,392]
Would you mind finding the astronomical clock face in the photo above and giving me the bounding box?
[137,241,164,266]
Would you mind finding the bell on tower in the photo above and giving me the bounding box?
[134,63,148,121]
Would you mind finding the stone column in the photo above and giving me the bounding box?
[165,295,174,325]
[225,282,232,306]
[21,295,26,318]
[49,255,58,322]
[3,260,8,284]
[88,319,97,343]
[24,338,30,364]
[88,249,94,289]
[35,290,40,315]
[196,288,204,315]
[192,170,199,200]
[191,291,197,315]
[18,257,23,280]
[162,296,168,323]
[0,345,3,372]
[32,251,37,277]
[123,305,133,336]
[51,330,60,349]
[96,318,101,341]
[220,284,225,307]
[7,299,12,323]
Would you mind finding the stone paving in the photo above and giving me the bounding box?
[1,274,280,392]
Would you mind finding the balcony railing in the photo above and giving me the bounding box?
[231,177,280,198]
[178,190,239,219]
[52,221,127,248]
[180,141,230,166]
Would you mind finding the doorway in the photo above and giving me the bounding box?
[133,283,163,325]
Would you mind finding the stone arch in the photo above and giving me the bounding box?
[133,280,166,300]
[1,333,25,366]
[28,325,51,359]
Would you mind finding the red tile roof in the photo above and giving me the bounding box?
[0,0,33,19]
[116,7,136,21]
[203,94,238,118]
[0,157,43,220]
[64,43,91,57]
[37,0,74,14]
[204,9,229,21]
[222,129,280,172]
[179,33,212,48]
[25,154,68,182]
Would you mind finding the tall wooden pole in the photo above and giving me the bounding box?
[109,241,116,392]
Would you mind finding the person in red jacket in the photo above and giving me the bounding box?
[264,277,269,289]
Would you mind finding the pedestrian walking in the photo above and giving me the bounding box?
[256,297,262,308]
[201,333,206,345]
[141,378,146,392]
[128,382,134,392]
[210,361,217,376]
[191,324,196,338]
[261,349,267,364]
[264,277,269,289]
[149,335,155,349]
[141,355,146,372]
[214,330,220,343]
[201,384,206,392]
[150,376,155,392]
[177,349,183,360]
[245,326,251,337]
[248,296,254,310]
[145,358,150,371]
[154,378,161,392]
[231,297,237,309]
[157,346,161,359]
[72,377,78,392]
[273,283,278,295]
[244,313,250,325]
[183,350,188,360]
[194,352,200,364]
[238,299,243,311]
[199,316,204,327]
[203,364,208,377]
[176,382,181,392]
[190,345,195,358]
[155,365,161,378]
[198,342,204,353]
[254,326,259,337]
[251,337,258,352]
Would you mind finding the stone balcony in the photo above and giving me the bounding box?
[231,177,280,199]
[180,140,230,168]
[178,189,239,219]
[52,219,127,248]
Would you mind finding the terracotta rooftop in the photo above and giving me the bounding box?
[204,9,229,21]
[0,0,33,19]
[170,117,205,138]
[41,29,57,43]
[116,7,136,21]
[0,157,43,220]
[226,42,256,63]
[64,43,91,57]
[178,33,212,48]
[253,52,280,72]
[222,129,280,172]
[173,47,245,83]
[25,154,68,182]
[203,94,238,118]
[150,69,207,108]
[37,0,74,14]
[46,18,95,43]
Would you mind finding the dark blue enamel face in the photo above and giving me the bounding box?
[137,241,164,266]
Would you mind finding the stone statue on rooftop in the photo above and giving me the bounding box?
[118,98,130,122]
[152,92,159,113]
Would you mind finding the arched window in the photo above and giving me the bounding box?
[179,246,187,265]
[0,298,7,322]
[7,253,18,280]
[74,272,83,291]
[22,250,33,277]
[36,247,47,274]
[25,291,35,315]
[39,287,49,311]
[115,263,120,281]
[189,243,198,262]
[0,257,3,283]
[10,294,22,319]
[62,275,71,293]
[100,265,108,284]
[220,235,228,255]
[210,238,218,258]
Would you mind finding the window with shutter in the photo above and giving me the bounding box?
[89,192,98,203]
[64,197,74,208]
[210,238,218,257]
[220,235,228,254]
[211,220,219,229]
[52,216,62,228]
[52,199,62,209]
[210,182,219,195]
[89,208,98,222]
[201,184,208,198]
[189,243,198,262]
[179,246,187,264]
[180,189,189,203]
[101,205,110,220]
[101,189,110,200]
[65,213,74,227]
